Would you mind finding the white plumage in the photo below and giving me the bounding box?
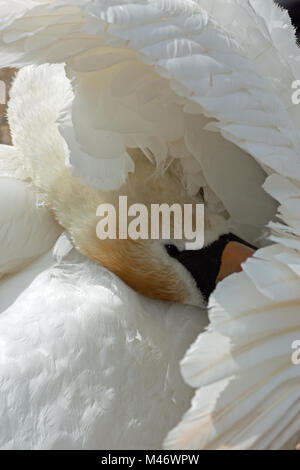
[0,0,299,450]
[0,238,206,449]
[0,145,62,276]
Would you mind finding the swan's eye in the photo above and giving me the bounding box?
[164,244,179,257]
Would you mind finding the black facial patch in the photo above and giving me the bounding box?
[165,233,256,302]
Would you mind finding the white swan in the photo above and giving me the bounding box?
[0,61,254,450]
[0,0,299,450]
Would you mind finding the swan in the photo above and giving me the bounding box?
[4,62,260,307]
[0,0,299,450]
[0,61,255,450]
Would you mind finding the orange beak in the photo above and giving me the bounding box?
[216,241,255,283]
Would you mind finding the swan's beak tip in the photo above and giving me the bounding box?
[216,241,255,283]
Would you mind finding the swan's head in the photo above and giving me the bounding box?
[72,152,254,308]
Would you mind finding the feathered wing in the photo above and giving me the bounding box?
[164,1,300,450]
[165,243,300,449]
[0,0,277,244]
[0,144,62,276]
[0,0,300,450]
